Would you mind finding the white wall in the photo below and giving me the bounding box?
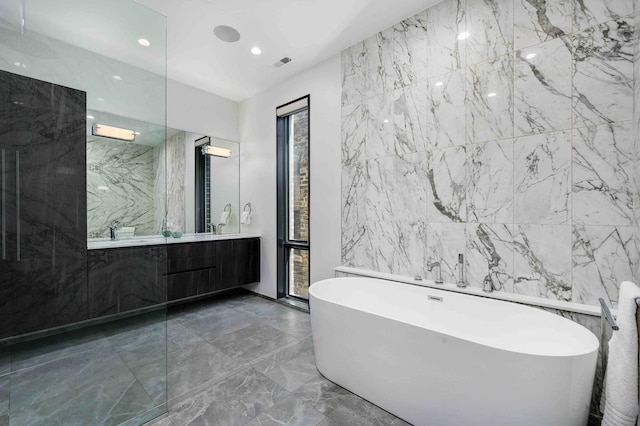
[168,78,240,142]
[239,55,342,299]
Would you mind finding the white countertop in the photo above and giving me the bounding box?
[87,233,261,250]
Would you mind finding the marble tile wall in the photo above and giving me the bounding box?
[153,142,166,234]
[87,138,155,237]
[341,0,639,308]
[166,131,186,233]
[635,0,640,285]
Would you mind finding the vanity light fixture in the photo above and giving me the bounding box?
[251,46,262,55]
[201,145,232,158]
[92,123,136,142]
[138,38,151,47]
[457,32,470,40]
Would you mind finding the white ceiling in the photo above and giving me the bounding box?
[135,0,441,101]
[0,0,441,102]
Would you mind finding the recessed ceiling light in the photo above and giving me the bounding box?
[487,92,497,98]
[96,97,104,102]
[214,25,241,43]
[435,81,444,87]
[383,119,389,123]
[457,32,470,40]
[134,132,141,135]
[525,53,536,60]
[13,61,26,68]
[87,115,95,120]
[138,38,151,47]
[112,75,123,81]
[251,46,262,55]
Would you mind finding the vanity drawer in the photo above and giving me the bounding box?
[167,255,216,274]
[166,241,216,260]
[167,268,216,301]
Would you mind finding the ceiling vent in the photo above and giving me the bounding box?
[272,57,292,68]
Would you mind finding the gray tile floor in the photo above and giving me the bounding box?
[0,311,168,426]
[0,292,410,425]
[155,293,411,426]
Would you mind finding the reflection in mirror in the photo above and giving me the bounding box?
[166,128,239,235]
[87,110,166,239]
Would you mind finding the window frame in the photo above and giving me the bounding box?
[276,95,311,301]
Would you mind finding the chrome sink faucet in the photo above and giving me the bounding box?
[217,223,226,235]
[108,224,120,241]
[457,253,466,288]
[427,261,443,284]
[207,223,216,234]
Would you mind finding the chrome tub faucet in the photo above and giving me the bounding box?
[428,261,443,284]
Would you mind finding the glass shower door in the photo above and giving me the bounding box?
[0,0,168,424]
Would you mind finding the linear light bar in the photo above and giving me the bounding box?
[201,145,231,158]
[92,124,135,141]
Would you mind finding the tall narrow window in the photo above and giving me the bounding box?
[277,96,310,300]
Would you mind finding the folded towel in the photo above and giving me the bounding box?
[602,281,640,426]
[219,211,230,225]
[240,211,252,225]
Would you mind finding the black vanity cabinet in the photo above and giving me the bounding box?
[166,237,261,302]
[0,70,88,337]
[87,246,166,318]
[216,238,261,290]
[87,237,260,313]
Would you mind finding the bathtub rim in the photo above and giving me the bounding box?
[310,276,599,358]
[335,266,606,317]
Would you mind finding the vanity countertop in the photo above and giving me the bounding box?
[87,233,262,250]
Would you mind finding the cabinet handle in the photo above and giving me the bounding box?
[15,151,19,262]
[1,149,4,260]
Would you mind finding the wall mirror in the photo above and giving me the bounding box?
[166,128,240,236]
[87,110,166,239]
[86,117,240,239]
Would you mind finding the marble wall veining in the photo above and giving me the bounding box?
[635,0,640,285]
[341,0,639,308]
[87,138,155,237]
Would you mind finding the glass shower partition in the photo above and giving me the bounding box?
[0,0,167,424]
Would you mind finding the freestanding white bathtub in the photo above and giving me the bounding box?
[309,277,599,426]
